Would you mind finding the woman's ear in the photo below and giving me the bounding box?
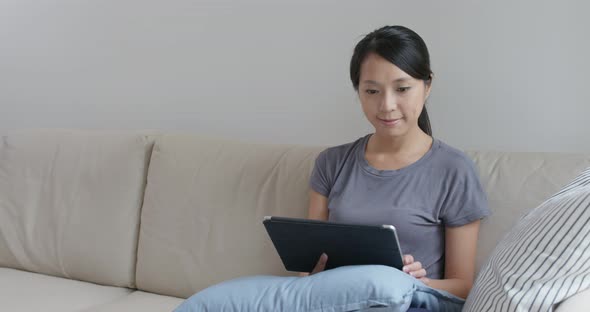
[425,73,434,100]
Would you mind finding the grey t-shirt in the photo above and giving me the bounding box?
[310,134,491,279]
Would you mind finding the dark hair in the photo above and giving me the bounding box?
[350,25,433,136]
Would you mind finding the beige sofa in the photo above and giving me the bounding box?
[0,129,589,311]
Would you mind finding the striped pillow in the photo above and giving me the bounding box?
[464,167,590,312]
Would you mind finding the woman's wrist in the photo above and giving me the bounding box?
[422,278,471,299]
[418,276,431,286]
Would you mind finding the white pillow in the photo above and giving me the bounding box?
[464,167,590,311]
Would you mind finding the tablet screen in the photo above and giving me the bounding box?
[263,216,404,272]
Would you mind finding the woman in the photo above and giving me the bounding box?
[302,25,490,301]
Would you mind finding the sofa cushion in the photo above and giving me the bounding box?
[465,151,590,273]
[81,291,184,312]
[135,135,323,298]
[463,167,590,311]
[0,267,131,312]
[555,287,590,311]
[136,135,590,298]
[0,129,155,287]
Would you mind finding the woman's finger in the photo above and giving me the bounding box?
[410,268,427,278]
[403,254,414,265]
[403,261,422,273]
[311,253,328,275]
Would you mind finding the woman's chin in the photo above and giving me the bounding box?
[373,125,407,138]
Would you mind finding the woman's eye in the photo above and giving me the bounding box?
[397,87,411,92]
[365,89,379,94]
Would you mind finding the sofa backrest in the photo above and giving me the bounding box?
[136,134,590,298]
[465,151,590,273]
[4,130,587,297]
[0,130,155,288]
[135,135,321,298]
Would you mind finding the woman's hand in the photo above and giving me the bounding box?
[299,253,328,277]
[402,254,430,285]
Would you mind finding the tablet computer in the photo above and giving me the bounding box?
[263,216,404,273]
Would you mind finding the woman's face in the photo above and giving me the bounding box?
[358,52,431,138]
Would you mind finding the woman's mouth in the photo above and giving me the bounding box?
[378,117,402,127]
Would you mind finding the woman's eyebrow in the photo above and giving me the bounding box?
[362,78,410,85]
[362,80,380,85]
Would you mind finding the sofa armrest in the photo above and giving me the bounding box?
[554,288,590,312]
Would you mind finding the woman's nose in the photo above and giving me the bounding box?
[379,91,398,112]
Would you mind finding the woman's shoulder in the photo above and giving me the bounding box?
[432,138,478,174]
[316,134,368,163]
[310,135,368,191]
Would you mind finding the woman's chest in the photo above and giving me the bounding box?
[327,169,446,229]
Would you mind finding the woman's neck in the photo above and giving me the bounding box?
[368,129,432,156]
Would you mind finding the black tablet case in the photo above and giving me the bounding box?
[263,216,404,273]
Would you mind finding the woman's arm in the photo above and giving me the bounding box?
[420,220,481,299]
[308,189,329,221]
[299,189,330,277]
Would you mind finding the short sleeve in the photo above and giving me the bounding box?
[440,157,491,227]
[310,149,332,197]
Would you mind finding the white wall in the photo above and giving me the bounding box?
[1,0,589,152]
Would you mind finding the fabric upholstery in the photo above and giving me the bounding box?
[2,130,589,312]
[465,151,590,273]
[0,129,155,287]
[82,291,184,312]
[135,135,323,298]
[135,134,590,299]
[554,287,590,311]
[464,167,590,311]
[0,267,131,312]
